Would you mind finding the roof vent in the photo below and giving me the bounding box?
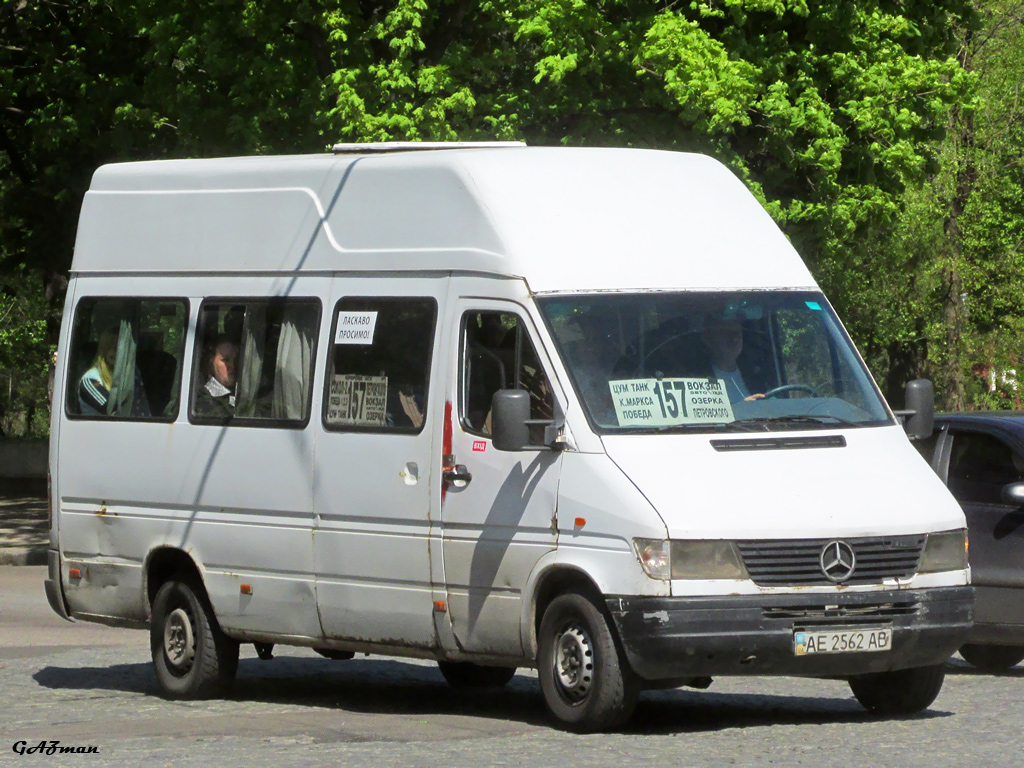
[332,141,526,154]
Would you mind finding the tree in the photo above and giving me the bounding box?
[0,1,987,431]
[864,0,1024,409]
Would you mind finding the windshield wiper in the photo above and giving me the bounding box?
[610,421,761,435]
[732,415,861,429]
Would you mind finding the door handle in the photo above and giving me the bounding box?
[443,464,473,486]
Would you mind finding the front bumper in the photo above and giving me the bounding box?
[607,586,973,680]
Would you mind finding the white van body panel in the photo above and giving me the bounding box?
[54,275,325,639]
[602,426,966,541]
[312,274,449,650]
[552,452,669,593]
[75,149,814,293]
[438,285,565,658]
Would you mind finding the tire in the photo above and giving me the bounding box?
[537,591,639,732]
[151,578,239,699]
[959,643,1024,672]
[848,663,946,716]
[437,661,517,688]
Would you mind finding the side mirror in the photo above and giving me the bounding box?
[903,379,934,441]
[1001,481,1024,506]
[492,389,530,452]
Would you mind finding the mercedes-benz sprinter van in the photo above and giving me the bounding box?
[46,144,972,731]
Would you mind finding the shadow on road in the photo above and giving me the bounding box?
[32,654,952,734]
[944,657,1024,678]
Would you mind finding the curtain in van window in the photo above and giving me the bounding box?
[272,307,314,420]
[235,305,266,417]
[163,347,183,417]
[109,318,149,417]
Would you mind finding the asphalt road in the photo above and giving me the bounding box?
[2,565,1022,768]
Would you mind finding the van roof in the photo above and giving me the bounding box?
[73,146,816,293]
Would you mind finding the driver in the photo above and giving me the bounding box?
[700,316,764,402]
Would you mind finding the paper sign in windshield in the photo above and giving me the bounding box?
[327,374,387,426]
[609,378,734,427]
[335,311,379,344]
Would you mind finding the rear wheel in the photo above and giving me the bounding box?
[437,661,516,688]
[151,578,239,699]
[848,664,945,716]
[537,591,638,732]
[959,643,1024,672]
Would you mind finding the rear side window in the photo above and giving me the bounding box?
[66,298,188,421]
[323,297,437,433]
[190,299,321,427]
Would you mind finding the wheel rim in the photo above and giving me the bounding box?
[553,624,594,703]
[163,606,195,672]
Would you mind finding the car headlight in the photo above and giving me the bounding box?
[671,540,748,580]
[918,529,969,573]
[633,539,748,580]
[633,538,671,580]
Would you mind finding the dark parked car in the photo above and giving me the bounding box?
[916,412,1024,671]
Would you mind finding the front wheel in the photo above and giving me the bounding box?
[437,661,516,688]
[848,663,946,716]
[537,591,639,732]
[151,578,239,699]
[959,643,1024,672]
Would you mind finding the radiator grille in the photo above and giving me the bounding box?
[736,535,925,586]
[762,601,920,623]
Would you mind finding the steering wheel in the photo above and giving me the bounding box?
[626,333,687,376]
[762,383,821,399]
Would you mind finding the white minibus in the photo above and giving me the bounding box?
[46,144,972,731]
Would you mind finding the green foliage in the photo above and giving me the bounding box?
[0,272,52,436]
[3,0,1023,430]
[860,0,1024,409]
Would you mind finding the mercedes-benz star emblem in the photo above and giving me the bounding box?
[820,541,856,582]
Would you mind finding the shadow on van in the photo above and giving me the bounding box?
[32,653,952,733]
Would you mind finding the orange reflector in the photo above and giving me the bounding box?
[240,584,253,595]
[433,600,447,613]
[574,517,586,528]
[68,568,81,580]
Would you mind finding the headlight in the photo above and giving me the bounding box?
[633,538,671,580]
[633,539,749,580]
[671,540,748,580]
[918,529,969,573]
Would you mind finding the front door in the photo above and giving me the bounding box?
[439,292,563,658]
[313,277,447,647]
[945,428,1024,625]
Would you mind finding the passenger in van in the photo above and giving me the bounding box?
[700,316,765,403]
[78,327,152,417]
[195,336,239,417]
[78,328,119,415]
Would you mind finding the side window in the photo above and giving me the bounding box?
[324,297,436,433]
[462,311,554,445]
[66,298,188,421]
[190,299,320,427]
[948,432,1023,505]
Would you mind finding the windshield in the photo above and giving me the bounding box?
[537,291,891,433]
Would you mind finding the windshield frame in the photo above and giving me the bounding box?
[536,290,895,436]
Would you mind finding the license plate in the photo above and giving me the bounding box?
[794,627,892,656]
